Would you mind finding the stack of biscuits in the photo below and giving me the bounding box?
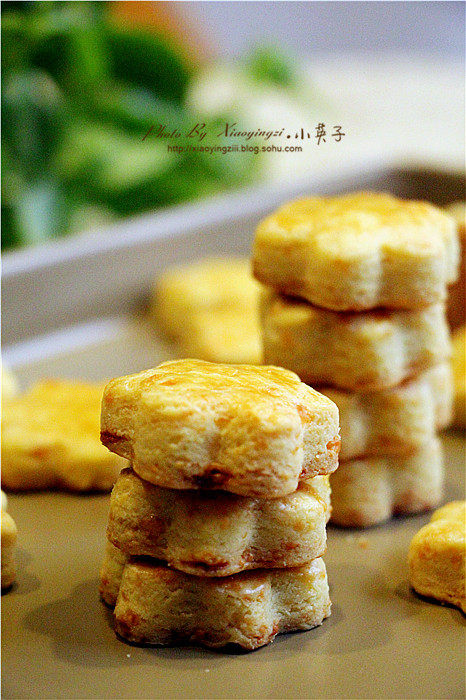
[253,191,458,527]
[99,358,340,650]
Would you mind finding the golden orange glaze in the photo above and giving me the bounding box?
[272,191,452,239]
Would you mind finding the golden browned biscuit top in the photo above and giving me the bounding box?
[270,191,453,244]
[5,379,106,434]
[105,358,331,409]
[101,359,340,498]
[408,500,465,612]
[253,191,458,311]
[2,379,125,491]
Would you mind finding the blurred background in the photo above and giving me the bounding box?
[182,1,465,57]
[2,0,465,251]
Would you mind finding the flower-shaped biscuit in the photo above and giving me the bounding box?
[409,501,465,612]
[253,191,458,311]
[100,542,331,650]
[101,359,340,498]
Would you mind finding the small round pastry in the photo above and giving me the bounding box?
[330,439,443,527]
[2,379,126,491]
[107,467,331,577]
[253,191,458,311]
[322,362,452,460]
[152,257,262,364]
[261,291,450,392]
[100,542,331,650]
[408,501,465,612]
[101,359,340,498]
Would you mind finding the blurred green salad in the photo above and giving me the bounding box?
[2,1,310,250]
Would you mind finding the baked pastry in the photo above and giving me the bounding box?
[153,258,259,338]
[323,362,452,460]
[152,257,261,364]
[253,191,458,311]
[100,542,331,649]
[408,501,465,612]
[101,359,340,498]
[100,541,127,608]
[2,379,126,491]
[107,467,330,576]
[1,509,17,589]
[261,292,450,391]
[330,439,443,527]
[444,201,465,330]
[171,308,261,365]
[451,325,465,429]
[1,490,8,511]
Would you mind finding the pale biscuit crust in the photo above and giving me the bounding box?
[2,366,19,402]
[330,439,443,527]
[261,292,450,391]
[444,201,465,330]
[153,257,261,364]
[175,308,262,365]
[323,363,452,460]
[253,191,458,311]
[101,359,340,498]
[107,468,331,577]
[2,380,126,491]
[100,542,331,650]
[408,501,465,612]
[100,541,127,608]
[451,326,465,429]
[1,510,17,589]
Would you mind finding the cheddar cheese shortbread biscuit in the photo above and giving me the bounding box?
[2,379,126,491]
[451,325,465,428]
[153,257,261,364]
[408,501,465,612]
[101,359,340,498]
[99,541,127,608]
[1,509,17,589]
[324,362,452,460]
[174,308,261,365]
[107,468,330,577]
[261,292,450,391]
[330,439,443,527]
[253,191,458,311]
[100,542,331,650]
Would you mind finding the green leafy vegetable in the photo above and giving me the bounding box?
[1,1,265,250]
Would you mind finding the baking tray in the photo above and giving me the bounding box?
[2,164,465,699]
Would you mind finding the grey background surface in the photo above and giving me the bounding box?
[178,1,465,58]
